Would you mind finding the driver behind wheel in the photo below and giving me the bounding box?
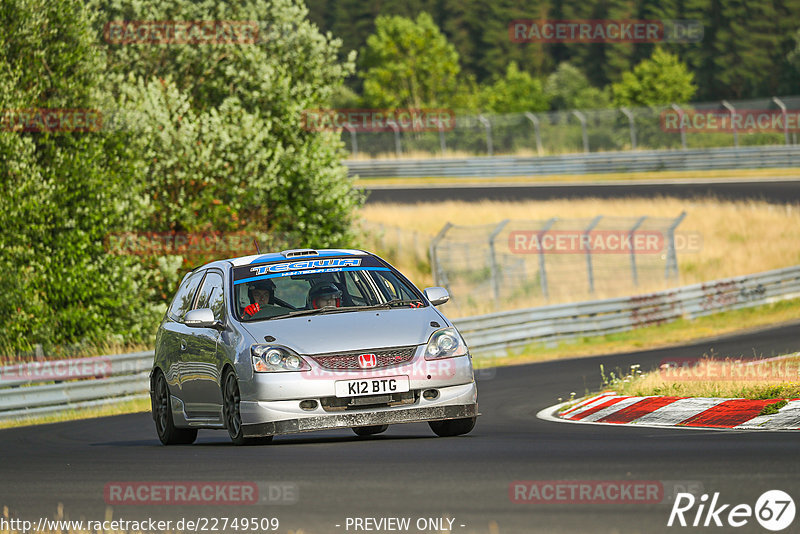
[243,278,276,318]
[307,283,342,309]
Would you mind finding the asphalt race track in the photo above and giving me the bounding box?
[364,179,800,204]
[2,321,800,534]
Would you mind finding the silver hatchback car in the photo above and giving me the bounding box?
[150,248,478,445]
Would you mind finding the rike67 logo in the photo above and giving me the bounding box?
[668,490,795,531]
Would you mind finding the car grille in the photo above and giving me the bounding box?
[320,390,418,412]
[308,346,417,370]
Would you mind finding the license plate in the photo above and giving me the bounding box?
[335,376,410,398]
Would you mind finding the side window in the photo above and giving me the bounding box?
[167,271,204,321]
[344,271,368,305]
[373,271,419,301]
[195,272,225,321]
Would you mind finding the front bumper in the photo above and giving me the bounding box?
[242,403,478,437]
[240,381,478,437]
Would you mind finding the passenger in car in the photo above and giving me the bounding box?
[307,283,342,309]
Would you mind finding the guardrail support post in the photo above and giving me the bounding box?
[620,107,636,150]
[524,112,544,156]
[343,124,358,156]
[478,115,493,156]
[772,97,790,146]
[538,218,557,299]
[629,216,647,286]
[387,120,402,156]
[721,100,738,148]
[488,220,510,309]
[671,104,687,149]
[584,216,602,293]
[430,222,453,288]
[572,110,589,153]
[665,211,687,280]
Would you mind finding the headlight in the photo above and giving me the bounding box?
[424,327,468,360]
[251,345,310,372]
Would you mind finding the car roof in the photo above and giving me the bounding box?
[227,248,371,268]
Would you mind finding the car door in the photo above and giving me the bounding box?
[160,270,205,400]
[181,270,225,418]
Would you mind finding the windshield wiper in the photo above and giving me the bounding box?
[266,305,380,320]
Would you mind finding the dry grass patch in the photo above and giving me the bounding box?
[601,354,800,399]
[359,197,800,317]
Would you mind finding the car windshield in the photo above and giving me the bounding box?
[231,255,425,321]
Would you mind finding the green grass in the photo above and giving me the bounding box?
[759,399,789,416]
[356,167,800,187]
[0,396,151,430]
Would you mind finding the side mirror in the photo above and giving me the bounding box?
[184,308,222,329]
[424,287,450,306]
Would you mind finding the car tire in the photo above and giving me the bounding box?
[428,416,476,437]
[153,371,198,445]
[222,371,273,446]
[352,425,389,436]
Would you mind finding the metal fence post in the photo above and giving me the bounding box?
[478,115,493,156]
[524,112,544,156]
[430,223,452,288]
[572,110,589,153]
[438,120,447,154]
[343,124,358,156]
[538,218,557,299]
[629,216,647,286]
[620,107,636,149]
[671,104,687,149]
[721,100,738,147]
[584,216,602,293]
[488,220,510,308]
[772,97,790,146]
[665,211,687,280]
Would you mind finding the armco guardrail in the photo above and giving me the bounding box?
[0,351,153,420]
[346,146,800,178]
[457,265,800,356]
[2,265,799,421]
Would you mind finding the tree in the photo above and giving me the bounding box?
[92,0,364,248]
[0,0,152,355]
[611,48,696,107]
[545,63,610,110]
[479,62,549,113]
[359,12,461,109]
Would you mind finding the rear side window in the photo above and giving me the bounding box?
[167,271,204,321]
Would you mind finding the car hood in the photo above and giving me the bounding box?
[239,307,446,354]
